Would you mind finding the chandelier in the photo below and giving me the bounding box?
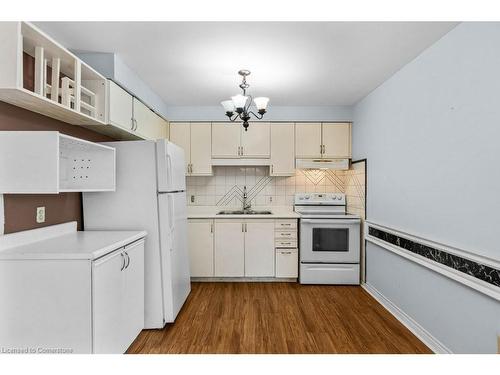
[221,70,269,131]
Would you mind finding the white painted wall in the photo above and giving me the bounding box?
[0,194,4,235]
[165,105,353,122]
[353,22,500,353]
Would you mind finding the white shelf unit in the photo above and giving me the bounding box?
[0,22,108,126]
[0,131,115,193]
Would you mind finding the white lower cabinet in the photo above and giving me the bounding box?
[190,218,297,279]
[276,249,298,278]
[92,240,145,354]
[215,220,245,277]
[244,220,275,277]
[214,219,275,277]
[188,219,214,277]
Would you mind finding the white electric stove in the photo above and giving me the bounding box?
[294,193,361,284]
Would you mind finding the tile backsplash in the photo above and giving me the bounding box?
[186,166,346,207]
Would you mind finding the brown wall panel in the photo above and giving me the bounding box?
[0,101,115,234]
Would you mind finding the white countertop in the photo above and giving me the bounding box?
[0,228,147,260]
[187,206,300,219]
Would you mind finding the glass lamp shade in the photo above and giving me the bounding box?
[231,94,248,110]
[221,100,235,113]
[253,97,269,111]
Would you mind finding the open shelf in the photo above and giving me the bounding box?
[0,22,109,127]
[0,131,115,194]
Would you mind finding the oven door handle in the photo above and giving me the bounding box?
[300,219,360,225]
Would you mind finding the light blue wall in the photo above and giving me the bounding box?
[353,22,500,353]
[76,52,170,119]
[165,105,353,122]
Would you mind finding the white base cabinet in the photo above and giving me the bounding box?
[93,240,144,354]
[188,219,214,277]
[214,220,245,277]
[276,249,298,278]
[0,237,145,354]
[244,220,275,277]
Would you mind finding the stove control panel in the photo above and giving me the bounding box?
[294,193,346,205]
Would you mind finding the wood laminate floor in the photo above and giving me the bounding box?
[127,282,431,354]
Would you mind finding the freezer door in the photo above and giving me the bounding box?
[157,192,191,322]
[156,140,186,192]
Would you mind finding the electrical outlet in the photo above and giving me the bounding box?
[36,206,45,223]
[190,195,195,203]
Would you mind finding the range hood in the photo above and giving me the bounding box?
[295,158,350,170]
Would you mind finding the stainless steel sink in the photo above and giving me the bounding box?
[217,210,272,215]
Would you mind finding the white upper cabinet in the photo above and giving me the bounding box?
[133,98,168,140]
[321,122,351,158]
[0,131,115,194]
[190,123,212,175]
[211,122,241,158]
[170,122,191,174]
[212,122,270,159]
[295,123,322,158]
[240,122,270,158]
[270,122,295,176]
[108,81,134,132]
[170,122,212,176]
[295,122,352,159]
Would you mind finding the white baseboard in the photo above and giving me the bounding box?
[362,282,452,354]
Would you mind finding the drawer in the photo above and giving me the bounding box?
[275,230,297,240]
[275,239,297,248]
[275,220,297,229]
[276,249,298,278]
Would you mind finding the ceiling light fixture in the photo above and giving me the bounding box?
[221,70,269,131]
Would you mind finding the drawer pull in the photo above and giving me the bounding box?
[281,251,292,255]
[280,233,292,236]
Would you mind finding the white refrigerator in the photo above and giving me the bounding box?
[83,140,191,329]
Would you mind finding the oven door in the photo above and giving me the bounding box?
[299,218,360,263]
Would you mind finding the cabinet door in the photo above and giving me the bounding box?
[215,220,245,277]
[295,123,322,158]
[93,249,125,354]
[211,122,241,158]
[322,122,351,158]
[190,123,213,175]
[270,122,295,176]
[240,122,270,158]
[244,220,275,277]
[188,219,214,277]
[108,81,133,131]
[169,122,191,174]
[122,241,145,351]
[133,98,166,140]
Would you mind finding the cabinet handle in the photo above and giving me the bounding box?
[120,252,125,271]
[281,251,292,255]
[131,118,135,131]
[241,146,244,156]
[271,165,273,174]
[281,233,292,236]
[210,223,214,233]
[281,223,291,226]
[124,251,130,269]
[242,223,244,232]
[245,223,247,232]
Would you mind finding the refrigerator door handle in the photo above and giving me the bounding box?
[168,194,175,251]
[166,153,173,190]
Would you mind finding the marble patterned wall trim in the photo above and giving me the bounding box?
[186,167,345,206]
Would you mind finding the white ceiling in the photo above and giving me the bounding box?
[35,22,457,106]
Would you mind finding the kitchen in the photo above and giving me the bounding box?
[0,5,499,373]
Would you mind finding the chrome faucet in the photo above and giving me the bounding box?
[242,185,251,211]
